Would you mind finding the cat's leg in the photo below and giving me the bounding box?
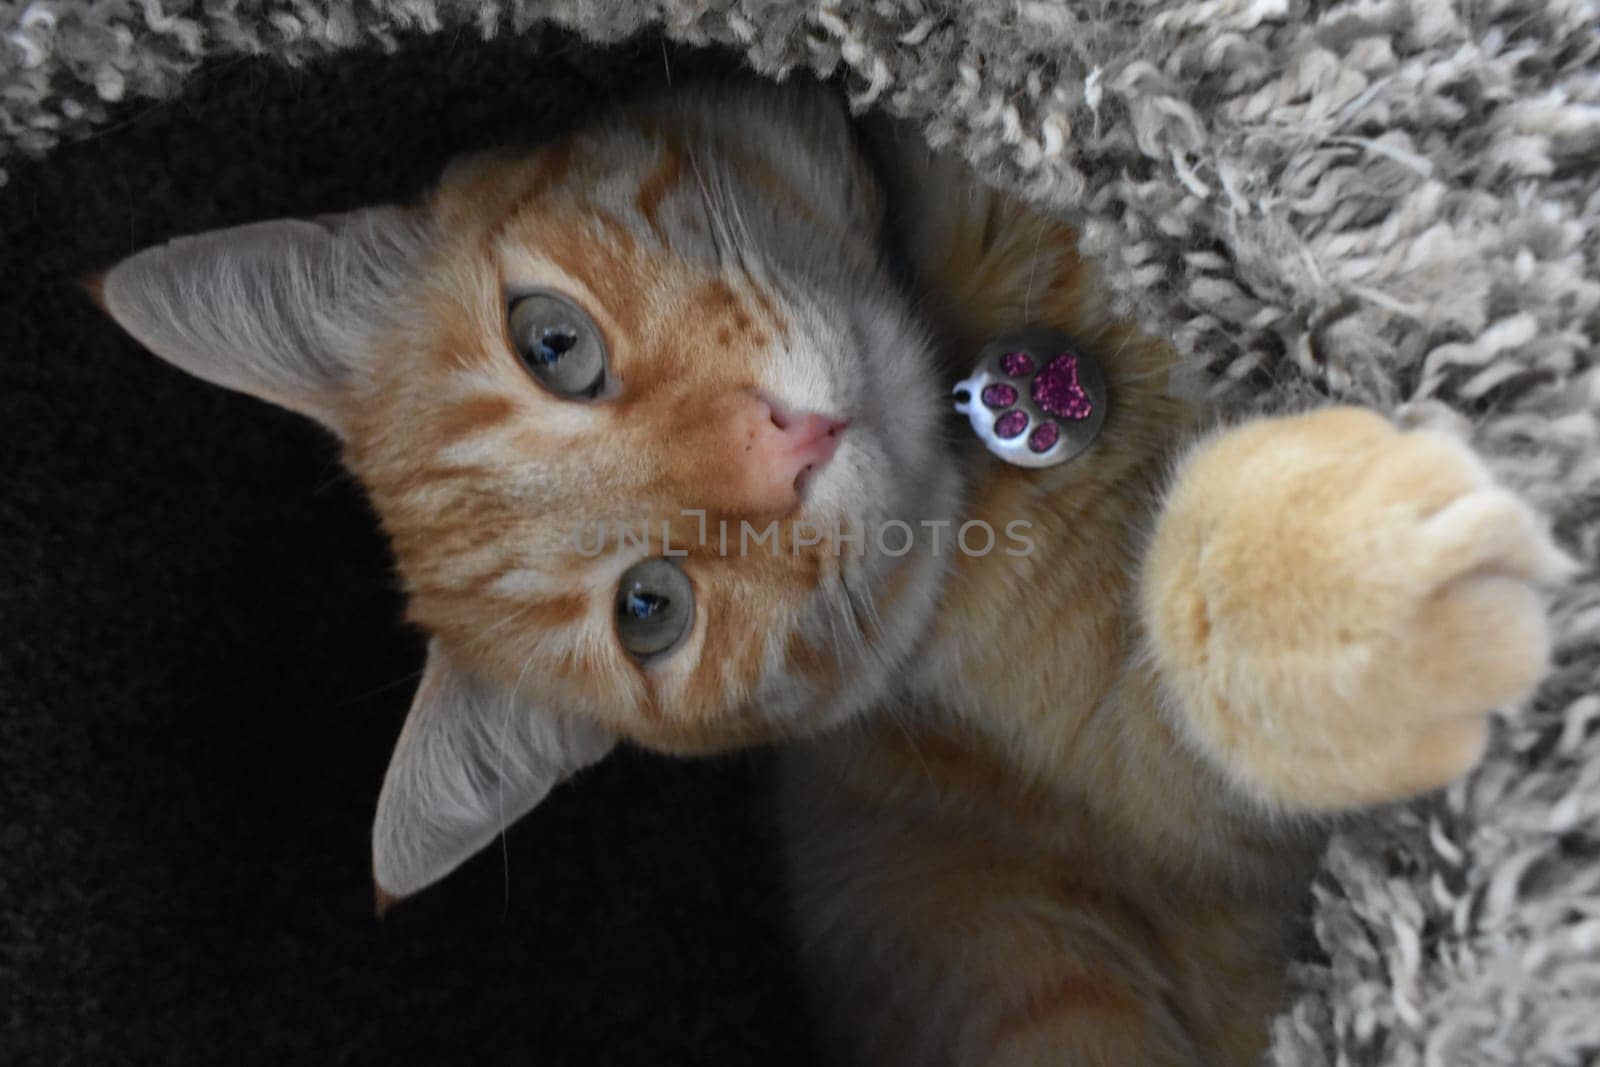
[1140,406,1570,811]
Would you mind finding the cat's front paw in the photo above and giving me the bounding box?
[1143,407,1571,811]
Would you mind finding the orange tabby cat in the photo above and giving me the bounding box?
[94,83,1565,1064]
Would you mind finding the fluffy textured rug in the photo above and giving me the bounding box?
[3,1,1596,1065]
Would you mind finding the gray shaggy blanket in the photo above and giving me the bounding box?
[4,1,1597,1063]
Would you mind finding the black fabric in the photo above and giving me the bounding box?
[0,31,818,1066]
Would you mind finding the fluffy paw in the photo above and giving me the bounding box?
[1142,407,1571,811]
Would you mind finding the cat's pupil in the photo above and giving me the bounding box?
[538,327,578,365]
[508,295,606,400]
[625,591,666,619]
[613,558,693,659]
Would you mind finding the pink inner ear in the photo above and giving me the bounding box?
[1031,353,1094,421]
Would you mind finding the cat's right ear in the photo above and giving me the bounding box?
[90,207,423,435]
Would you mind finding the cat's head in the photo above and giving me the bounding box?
[94,86,960,899]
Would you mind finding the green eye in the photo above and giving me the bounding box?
[508,292,607,399]
[615,558,694,659]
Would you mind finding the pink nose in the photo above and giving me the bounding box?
[732,394,848,515]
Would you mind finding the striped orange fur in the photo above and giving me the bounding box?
[322,94,959,759]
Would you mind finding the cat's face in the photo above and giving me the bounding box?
[95,87,960,897]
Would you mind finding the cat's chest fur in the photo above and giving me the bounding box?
[901,248,1199,813]
[835,143,1285,896]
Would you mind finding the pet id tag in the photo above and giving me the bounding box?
[953,328,1108,469]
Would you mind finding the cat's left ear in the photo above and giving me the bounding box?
[92,207,422,435]
[371,641,616,902]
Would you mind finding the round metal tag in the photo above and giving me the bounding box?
[952,328,1108,469]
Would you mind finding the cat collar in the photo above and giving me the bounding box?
[952,328,1108,469]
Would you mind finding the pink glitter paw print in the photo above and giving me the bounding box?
[953,329,1108,469]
